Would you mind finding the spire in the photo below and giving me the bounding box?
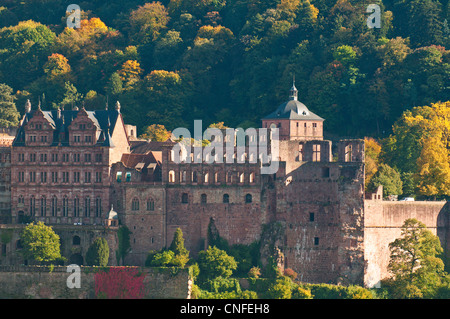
[289,75,298,101]
[115,100,121,113]
[25,99,31,113]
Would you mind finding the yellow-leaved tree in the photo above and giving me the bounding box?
[381,101,450,198]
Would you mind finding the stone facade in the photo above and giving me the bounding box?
[0,89,449,289]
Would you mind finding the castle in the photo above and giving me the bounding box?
[0,83,448,288]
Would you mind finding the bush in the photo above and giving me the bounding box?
[248,266,261,279]
[284,268,298,281]
[86,237,109,266]
[292,286,313,299]
[266,276,293,299]
[150,250,174,267]
[203,277,242,294]
[197,246,237,281]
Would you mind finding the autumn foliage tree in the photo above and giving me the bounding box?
[382,101,450,198]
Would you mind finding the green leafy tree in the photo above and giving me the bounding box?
[0,83,20,127]
[369,163,403,198]
[106,72,123,97]
[86,237,110,267]
[169,228,190,267]
[197,246,237,281]
[20,222,62,264]
[385,218,448,298]
[117,226,132,265]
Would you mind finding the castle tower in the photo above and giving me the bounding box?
[262,82,324,141]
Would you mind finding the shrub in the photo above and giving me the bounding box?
[284,268,298,281]
[248,266,261,279]
[86,237,109,266]
[266,276,293,299]
[292,286,313,299]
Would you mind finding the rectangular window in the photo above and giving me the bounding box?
[29,171,36,182]
[62,172,69,183]
[18,171,24,182]
[309,212,315,222]
[313,144,321,162]
[51,153,58,162]
[52,172,58,183]
[29,153,36,162]
[95,153,102,163]
[73,153,80,162]
[314,237,319,246]
[84,171,91,183]
[84,153,91,162]
[95,171,102,183]
[73,171,80,183]
[40,171,47,183]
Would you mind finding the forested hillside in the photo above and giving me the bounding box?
[0,0,449,138]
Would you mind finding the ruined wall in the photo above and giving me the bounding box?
[0,225,118,266]
[0,266,191,299]
[276,160,365,285]
[364,201,449,288]
[165,184,266,257]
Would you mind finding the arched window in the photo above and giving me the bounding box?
[30,196,35,216]
[72,235,81,245]
[73,197,79,217]
[18,195,24,204]
[168,170,175,183]
[95,197,102,217]
[147,198,155,211]
[181,171,186,183]
[249,172,255,184]
[215,172,219,183]
[132,197,139,211]
[201,194,207,204]
[204,172,209,184]
[181,193,188,204]
[245,194,252,203]
[192,171,198,183]
[51,196,57,217]
[239,172,245,183]
[223,194,229,204]
[40,196,46,217]
[84,196,91,217]
[63,196,69,217]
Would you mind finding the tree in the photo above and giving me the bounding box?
[139,124,171,141]
[117,60,143,89]
[20,221,62,264]
[128,2,170,44]
[86,237,110,266]
[52,81,83,109]
[106,72,123,97]
[381,102,450,198]
[117,226,131,265]
[365,137,382,191]
[0,20,56,89]
[169,228,190,267]
[385,218,448,298]
[369,163,403,198]
[0,83,20,127]
[197,246,237,281]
